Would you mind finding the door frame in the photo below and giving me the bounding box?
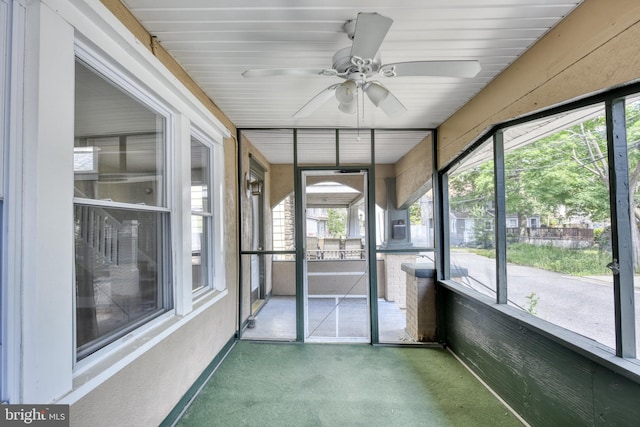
[249,158,266,313]
[294,165,379,343]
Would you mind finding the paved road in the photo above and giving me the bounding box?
[449,251,640,352]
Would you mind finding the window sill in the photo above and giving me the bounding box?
[59,289,228,404]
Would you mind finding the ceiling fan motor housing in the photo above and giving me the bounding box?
[332,47,382,77]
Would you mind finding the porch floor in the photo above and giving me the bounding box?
[174,341,523,426]
[241,296,415,342]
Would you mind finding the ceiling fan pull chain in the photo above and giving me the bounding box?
[357,84,361,130]
[361,85,365,123]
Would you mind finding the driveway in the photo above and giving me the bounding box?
[449,251,640,352]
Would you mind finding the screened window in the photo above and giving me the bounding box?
[447,139,496,297]
[502,104,614,349]
[444,94,640,358]
[73,59,171,360]
[191,135,212,293]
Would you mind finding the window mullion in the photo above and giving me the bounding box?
[440,173,451,280]
[606,97,637,358]
[493,131,507,304]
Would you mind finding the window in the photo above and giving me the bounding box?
[73,58,171,360]
[191,134,213,293]
[502,104,615,349]
[445,92,640,359]
[447,139,496,296]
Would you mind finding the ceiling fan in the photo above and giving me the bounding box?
[242,12,481,119]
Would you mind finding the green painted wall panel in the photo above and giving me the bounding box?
[442,286,640,426]
[591,362,640,426]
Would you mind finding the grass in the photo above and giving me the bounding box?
[468,242,611,276]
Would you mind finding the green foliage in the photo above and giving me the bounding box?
[524,292,539,315]
[327,208,346,238]
[449,159,494,217]
[409,203,422,225]
[469,243,610,276]
[450,100,640,270]
[470,205,493,248]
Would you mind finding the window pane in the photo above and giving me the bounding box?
[74,61,165,207]
[447,140,495,296]
[75,205,167,359]
[272,194,295,255]
[409,189,435,248]
[503,104,614,349]
[191,214,209,292]
[375,130,435,249]
[191,138,211,213]
[625,94,640,357]
[241,254,297,341]
[191,136,212,293]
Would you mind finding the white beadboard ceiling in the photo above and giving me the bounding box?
[122,0,582,161]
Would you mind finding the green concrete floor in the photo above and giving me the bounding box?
[176,342,523,427]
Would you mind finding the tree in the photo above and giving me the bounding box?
[449,159,495,247]
[327,208,346,238]
[410,203,422,225]
[563,102,640,270]
[448,99,640,271]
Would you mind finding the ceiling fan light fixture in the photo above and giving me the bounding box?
[364,82,389,106]
[244,12,481,119]
[338,100,357,114]
[378,94,406,116]
[335,80,357,104]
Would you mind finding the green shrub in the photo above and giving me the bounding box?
[468,242,610,276]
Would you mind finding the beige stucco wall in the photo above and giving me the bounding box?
[269,162,397,210]
[373,164,395,209]
[240,136,274,321]
[71,296,237,426]
[395,134,433,209]
[438,0,640,168]
[270,164,294,208]
[271,259,386,298]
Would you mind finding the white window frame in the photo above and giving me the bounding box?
[0,0,8,196]
[0,0,26,403]
[73,41,175,366]
[0,0,8,402]
[190,127,215,298]
[1,0,230,403]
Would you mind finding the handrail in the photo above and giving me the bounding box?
[75,204,127,266]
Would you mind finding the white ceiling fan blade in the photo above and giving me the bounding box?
[293,84,339,119]
[350,12,393,60]
[380,61,481,78]
[242,68,334,78]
